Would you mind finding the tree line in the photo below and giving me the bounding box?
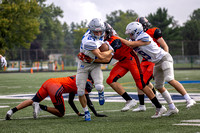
[0,0,200,59]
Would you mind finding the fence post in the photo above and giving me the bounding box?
[62,60,64,71]
[199,41,200,56]
[182,41,184,56]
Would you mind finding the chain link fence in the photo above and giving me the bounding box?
[1,40,200,72]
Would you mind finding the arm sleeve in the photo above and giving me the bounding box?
[68,93,79,114]
[154,28,162,39]
[85,94,97,115]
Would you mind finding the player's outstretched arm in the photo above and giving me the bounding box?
[118,37,150,48]
[68,93,84,116]
[85,94,107,117]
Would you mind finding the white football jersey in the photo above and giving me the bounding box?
[80,29,104,59]
[134,32,167,63]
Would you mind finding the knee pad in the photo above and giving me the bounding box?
[77,89,85,96]
[155,84,164,90]
[165,76,174,83]
[161,61,171,70]
[95,84,104,92]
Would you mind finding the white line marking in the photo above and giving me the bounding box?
[173,123,200,126]
[181,119,200,123]
[0,106,9,108]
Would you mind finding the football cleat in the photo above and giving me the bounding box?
[98,91,105,105]
[186,99,196,108]
[5,110,13,120]
[32,102,41,119]
[162,107,179,116]
[121,99,137,112]
[132,105,146,112]
[84,111,91,121]
[151,106,167,119]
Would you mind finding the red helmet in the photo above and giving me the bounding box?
[135,17,150,32]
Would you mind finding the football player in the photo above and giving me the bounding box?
[133,17,170,112]
[5,75,107,120]
[118,22,196,118]
[76,18,113,121]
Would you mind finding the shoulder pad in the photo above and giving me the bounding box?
[154,28,162,39]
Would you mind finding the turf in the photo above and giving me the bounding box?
[0,70,200,133]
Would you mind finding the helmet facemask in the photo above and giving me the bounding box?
[88,18,105,40]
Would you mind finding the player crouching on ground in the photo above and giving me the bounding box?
[5,75,107,120]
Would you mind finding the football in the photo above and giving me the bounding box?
[99,43,109,52]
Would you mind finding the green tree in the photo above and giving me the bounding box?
[63,22,74,51]
[33,1,64,50]
[106,10,138,38]
[181,8,200,55]
[147,8,182,40]
[182,8,200,40]
[71,20,87,51]
[0,0,41,53]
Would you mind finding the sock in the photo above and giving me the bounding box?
[39,104,47,111]
[12,107,18,113]
[183,93,191,101]
[168,103,176,110]
[121,92,132,101]
[138,94,145,105]
[83,106,88,112]
[161,90,173,105]
[152,87,156,94]
[151,97,162,108]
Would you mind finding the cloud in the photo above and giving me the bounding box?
[46,0,103,24]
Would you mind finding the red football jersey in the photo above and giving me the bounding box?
[107,36,133,61]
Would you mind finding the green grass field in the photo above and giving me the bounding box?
[0,70,200,133]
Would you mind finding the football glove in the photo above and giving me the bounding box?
[1,56,7,67]
[78,112,84,116]
[95,113,108,117]
[77,52,95,63]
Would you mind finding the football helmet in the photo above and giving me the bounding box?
[104,22,113,40]
[135,17,150,32]
[88,18,105,40]
[125,22,143,40]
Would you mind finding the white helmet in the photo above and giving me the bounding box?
[125,22,143,40]
[88,18,105,39]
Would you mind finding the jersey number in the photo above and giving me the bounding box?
[138,51,151,60]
